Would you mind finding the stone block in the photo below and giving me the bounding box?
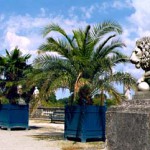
[106,92,150,150]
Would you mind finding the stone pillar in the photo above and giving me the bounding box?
[106,92,150,150]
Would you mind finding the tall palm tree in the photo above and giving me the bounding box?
[0,47,31,103]
[34,21,136,103]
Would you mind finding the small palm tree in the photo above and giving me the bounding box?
[0,47,31,103]
[34,21,136,104]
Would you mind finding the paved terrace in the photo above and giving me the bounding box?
[0,120,106,150]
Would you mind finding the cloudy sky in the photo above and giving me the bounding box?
[0,0,149,98]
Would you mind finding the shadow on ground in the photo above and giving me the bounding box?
[30,131,106,150]
[0,125,43,131]
[31,131,64,141]
[29,125,43,130]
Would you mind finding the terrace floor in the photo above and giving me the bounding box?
[0,119,106,150]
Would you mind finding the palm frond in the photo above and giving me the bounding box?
[96,39,125,59]
[94,34,116,58]
[109,52,129,65]
[91,21,123,39]
[108,72,136,89]
[42,23,74,48]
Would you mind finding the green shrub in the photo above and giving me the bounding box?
[106,99,117,107]
[41,99,65,108]
[0,97,9,104]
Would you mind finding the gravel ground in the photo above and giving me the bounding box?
[0,119,106,150]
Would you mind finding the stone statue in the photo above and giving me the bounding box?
[17,84,26,105]
[107,36,150,149]
[33,87,39,98]
[130,37,150,91]
[124,85,132,100]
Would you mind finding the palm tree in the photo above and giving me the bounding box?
[0,47,31,103]
[34,21,136,104]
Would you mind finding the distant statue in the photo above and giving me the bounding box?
[124,85,132,100]
[17,84,26,105]
[33,87,39,98]
[130,37,150,91]
[17,84,23,95]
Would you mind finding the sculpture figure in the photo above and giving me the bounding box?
[130,37,150,91]
[124,85,132,100]
[33,87,39,98]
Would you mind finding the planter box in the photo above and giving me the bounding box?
[0,104,29,130]
[64,105,106,142]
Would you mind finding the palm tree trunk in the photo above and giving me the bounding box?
[100,90,104,106]
[74,72,82,101]
[30,98,41,118]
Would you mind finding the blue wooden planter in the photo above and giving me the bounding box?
[0,104,29,130]
[64,105,106,142]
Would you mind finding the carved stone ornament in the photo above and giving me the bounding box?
[130,37,150,91]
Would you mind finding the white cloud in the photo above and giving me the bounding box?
[119,0,150,81]
[40,8,46,17]
[4,13,87,36]
[0,14,4,22]
[94,0,132,13]
[112,0,132,9]
[121,28,137,55]
[5,15,49,33]
[124,64,144,77]
[0,10,89,63]
[6,32,30,51]
[68,4,97,20]
[128,0,150,37]
[5,31,36,63]
[80,5,95,19]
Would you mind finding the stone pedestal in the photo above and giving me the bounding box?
[106,92,150,150]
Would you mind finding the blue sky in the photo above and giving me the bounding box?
[0,0,149,99]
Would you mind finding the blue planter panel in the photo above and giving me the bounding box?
[0,104,29,130]
[64,105,106,142]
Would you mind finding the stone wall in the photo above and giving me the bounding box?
[30,107,64,119]
[106,91,150,150]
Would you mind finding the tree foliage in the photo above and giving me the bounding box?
[34,21,136,104]
[0,47,32,103]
